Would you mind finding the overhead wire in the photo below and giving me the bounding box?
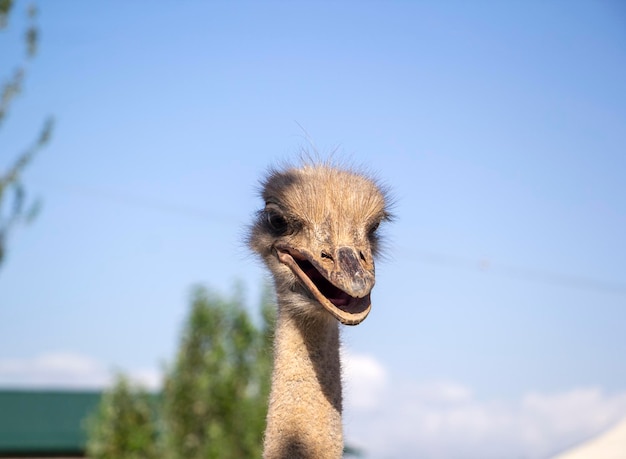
[43,180,626,296]
[399,248,626,296]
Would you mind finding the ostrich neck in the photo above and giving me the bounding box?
[263,302,343,459]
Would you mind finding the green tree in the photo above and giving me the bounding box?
[162,284,275,459]
[85,285,276,459]
[86,374,159,459]
[0,0,54,267]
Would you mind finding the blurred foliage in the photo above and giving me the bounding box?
[344,445,365,457]
[85,284,276,459]
[162,284,275,459]
[85,374,160,459]
[0,0,54,268]
[0,0,14,29]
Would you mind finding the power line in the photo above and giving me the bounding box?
[400,248,626,296]
[44,181,626,296]
[45,181,242,225]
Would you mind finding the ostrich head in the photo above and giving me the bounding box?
[249,163,392,325]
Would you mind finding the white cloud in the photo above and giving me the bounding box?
[342,349,388,410]
[0,352,162,391]
[342,352,626,459]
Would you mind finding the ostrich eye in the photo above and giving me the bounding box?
[266,211,289,235]
[367,220,380,237]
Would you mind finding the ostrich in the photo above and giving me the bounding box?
[249,161,392,459]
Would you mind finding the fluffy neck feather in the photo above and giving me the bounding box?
[263,297,343,459]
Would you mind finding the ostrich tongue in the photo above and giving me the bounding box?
[297,259,360,306]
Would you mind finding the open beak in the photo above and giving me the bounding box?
[276,245,375,326]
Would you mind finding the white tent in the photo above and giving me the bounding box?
[552,418,626,459]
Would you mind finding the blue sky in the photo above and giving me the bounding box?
[1,1,625,457]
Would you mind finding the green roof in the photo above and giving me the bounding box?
[0,390,101,456]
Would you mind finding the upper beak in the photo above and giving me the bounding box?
[327,247,375,298]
